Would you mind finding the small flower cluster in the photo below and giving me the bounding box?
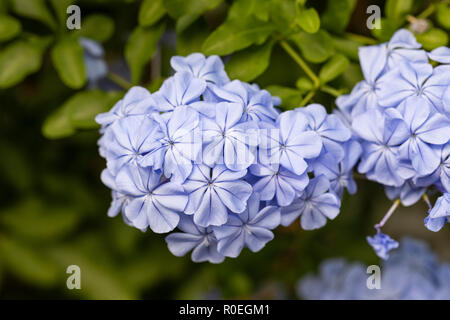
[297,238,450,300]
[336,29,450,258]
[96,53,354,263]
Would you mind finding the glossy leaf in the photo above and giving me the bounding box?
[296,8,320,34]
[10,0,56,30]
[78,14,115,43]
[290,30,334,63]
[321,0,356,34]
[52,36,87,89]
[0,14,21,42]
[139,0,166,27]
[319,54,350,84]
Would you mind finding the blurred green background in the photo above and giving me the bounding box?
[0,0,449,299]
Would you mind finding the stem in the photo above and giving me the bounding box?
[108,73,132,90]
[417,3,435,19]
[422,194,432,210]
[375,199,401,229]
[280,40,320,88]
[300,90,316,106]
[321,85,343,97]
[344,32,377,45]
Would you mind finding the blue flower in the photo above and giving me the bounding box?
[210,80,279,123]
[213,193,280,258]
[202,102,258,171]
[298,238,450,300]
[425,193,450,232]
[366,231,399,260]
[95,86,156,129]
[80,37,108,86]
[152,71,215,117]
[385,180,426,207]
[280,175,340,229]
[415,143,450,192]
[429,46,450,64]
[170,53,229,86]
[397,97,450,175]
[378,61,450,114]
[352,108,410,187]
[312,140,362,198]
[297,104,351,161]
[250,163,309,207]
[182,164,253,227]
[384,29,428,67]
[140,106,202,183]
[165,214,224,263]
[259,110,322,175]
[105,115,163,175]
[101,168,130,220]
[115,166,188,233]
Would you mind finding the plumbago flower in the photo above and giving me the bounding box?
[280,175,340,230]
[366,231,399,260]
[96,52,354,263]
[425,193,450,232]
[298,238,450,300]
[338,28,450,259]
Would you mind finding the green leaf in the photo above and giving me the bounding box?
[163,0,222,18]
[371,18,396,42]
[436,3,450,30]
[139,0,166,27]
[290,30,334,63]
[270,0,296,34]
[319,54,350,84]
[49,0,75,26]
[42,102,76,139]
[202,16,274,55]
[332,37,360,61]
[0,14,21,42]
[42,90,122,139]
[228,0,271,21]
[52,36,86,89]
[296,8,320,34]
[296,77,313,92]
[0,235,60,287]
[0,198,82,241]
[78,14,115,43]
[321,0,356,34]
[416,28,449,51]
[385,0,413,27]
[225,40,274,81]
[125,24,165,84]
[10,0,57,30]
[0,40,45,88]
[265,85,302,109]
[69,91,123,129]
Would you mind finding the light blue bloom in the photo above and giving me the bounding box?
[101,168,130,219]
[259,110,322,175]
[140,106,202,183]
[152,71,215,117]
[429,46,450,64]
[297,104,351,161]
[250,163,309,207]
[213,193,280,258]
[384,29,428,68]
[170,53,229,86]
[366,231,399,260]
[182,164,252,227]
[80,37,108,86]
[210,80,279,123]
[425,193,450,232]
[280,175,340,229]
[202,102,259,171]
[165,214,224,263]
[115,166,188,233]
[95,86,156,129]
[378,61,450,114]
[397,97,450,176]
[352,108,410,187]
[385,180,426,207]
[312,139,362,198]
[298,238,450,300]
[106,115,163,175]
[414,143,450,192]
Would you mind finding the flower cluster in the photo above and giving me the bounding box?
[96,53,354,263]
[297,238,450,300]
[336,29,450,258]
